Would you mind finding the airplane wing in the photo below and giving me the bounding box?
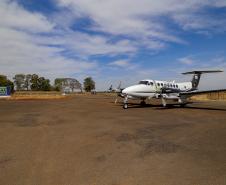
[180,89,226,96]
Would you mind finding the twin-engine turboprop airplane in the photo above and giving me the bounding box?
[121,70,225,109]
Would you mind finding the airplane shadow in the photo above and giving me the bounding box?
[115,102,226,111]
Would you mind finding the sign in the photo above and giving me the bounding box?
[0,87,11,96]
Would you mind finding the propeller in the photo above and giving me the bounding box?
[153,80,167,107]
[114,81,124,104]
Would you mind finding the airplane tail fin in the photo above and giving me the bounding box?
[182,70,223,90]
[108,85,113,91]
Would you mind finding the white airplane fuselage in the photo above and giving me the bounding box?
[122,79,192,99]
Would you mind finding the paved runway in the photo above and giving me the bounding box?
[0,95,226,185]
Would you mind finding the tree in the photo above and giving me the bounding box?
[54,78,82,92]
[0,75,14,92]
[83,77,95,92]
[24,74,32,91]
[54,78,65,91]
[30,74,39,91]
[13,74,25,91]
[30,74,51,91]
[69,79,82,92]
[38,77,51,91]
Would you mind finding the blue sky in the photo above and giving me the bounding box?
[0,0,226,90]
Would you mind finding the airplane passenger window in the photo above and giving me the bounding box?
[170,84,172,87]
[161,83,163,86]
[176,85,178,88]
[157,83,160,86]
[150,82,154,86]
[173,85,175,88]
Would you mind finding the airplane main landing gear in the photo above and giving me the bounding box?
[180,103,187,108]
[140,100,146,106]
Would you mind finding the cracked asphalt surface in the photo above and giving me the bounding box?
[0,95,226,185]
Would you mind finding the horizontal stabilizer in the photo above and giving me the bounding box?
[182,70,223,75]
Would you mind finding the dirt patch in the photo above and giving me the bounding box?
[0,95,226,185]
[17,113,41,127]
[0,156,14,168]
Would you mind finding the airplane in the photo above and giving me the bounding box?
[121,70,225,109]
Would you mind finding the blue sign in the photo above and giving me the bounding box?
[0,87,11,96]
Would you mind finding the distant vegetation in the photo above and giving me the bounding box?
[13,74,51,91]
[83,77,95,92]
[54,78,82,92]
[0,73,96,93]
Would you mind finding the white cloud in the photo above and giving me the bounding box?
[56,0,226,43]
[62,32,137,56]
[172,13,226,33]
[0,27,96,81]
[0,0,98,83]
[178,57,196,65]
[109,60,130,67]
[0,0,55,33]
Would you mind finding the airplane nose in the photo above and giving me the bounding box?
[122,85,143,95]
[122,88,128,94]
[122,85,137,94]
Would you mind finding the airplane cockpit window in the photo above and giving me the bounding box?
[139,81,148,85]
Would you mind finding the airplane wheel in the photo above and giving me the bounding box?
[140,101,146,106]
[123,103,128,109]
[180,104,186,108]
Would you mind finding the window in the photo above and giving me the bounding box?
[157,83,160,86]
[170,84,172,87]
[173,85,175,88]
[139,81,148,85]
[150,82,154,86]
[176,85,178,88]
[161,83,163,86]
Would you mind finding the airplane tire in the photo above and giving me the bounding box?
[180,103,186,108]
[123,103,128,109]
[140,101,146,106]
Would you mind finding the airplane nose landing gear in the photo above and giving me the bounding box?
[123,103,128,109]
[123,95,128,109]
